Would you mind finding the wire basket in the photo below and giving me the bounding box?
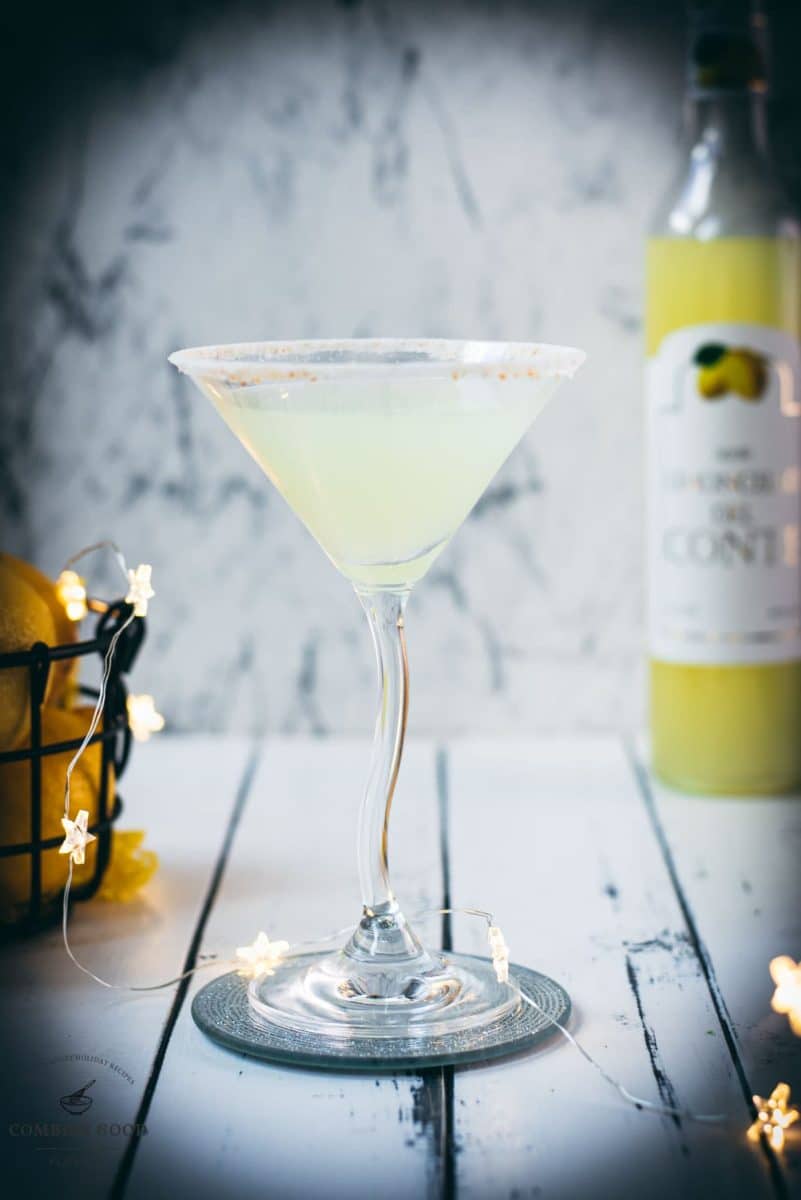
[0,600,145,934]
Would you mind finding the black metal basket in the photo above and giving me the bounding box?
[0,600,145,934]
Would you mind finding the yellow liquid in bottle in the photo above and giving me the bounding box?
[647,236,801,794]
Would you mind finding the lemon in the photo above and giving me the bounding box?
[726,349,766,401]
[0,706,114,921]
[698,365,728,398]
[0,553,79,706]
[98,830,158,902]
[0,563,57,749]
[697,349,767,401]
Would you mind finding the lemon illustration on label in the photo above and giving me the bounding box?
[694,343,767,401]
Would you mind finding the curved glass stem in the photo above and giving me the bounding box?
[345,588,426,977]
[356,588,409,912]
[248,583,522,1023]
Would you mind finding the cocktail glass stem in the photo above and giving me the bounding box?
[344,588,428,989]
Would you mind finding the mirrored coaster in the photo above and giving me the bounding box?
[192,953,570,1070]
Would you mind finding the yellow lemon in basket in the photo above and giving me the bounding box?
[98,830,158,902]
[0,562,57,750]
[0,553,79,707]
[0,706,114,922]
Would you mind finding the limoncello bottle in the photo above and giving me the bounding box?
[647,2,801,793]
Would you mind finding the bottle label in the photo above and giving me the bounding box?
[647,322,801,664]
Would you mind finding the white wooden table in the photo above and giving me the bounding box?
[2,736,800,1199]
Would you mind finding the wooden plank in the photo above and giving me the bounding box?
[0,735,254,1200]
[445,737,774,1200]
[125,739,448,1200]
[637,753,801,1196]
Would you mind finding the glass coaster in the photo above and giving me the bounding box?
[192,953,570,1070]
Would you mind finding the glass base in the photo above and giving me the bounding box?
[249,945,519,1040]
[192,953,571,1070]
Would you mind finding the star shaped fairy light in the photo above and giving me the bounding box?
[59,810,97,867]
[236,932,290,979]
[770,956,801,1036]
[55,570,89,622]
[126,693,165,742]
[748,1083,799,1152]
[125,564,155,617]
[488,924,510,984]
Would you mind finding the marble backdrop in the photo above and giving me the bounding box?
[0,1,779,736]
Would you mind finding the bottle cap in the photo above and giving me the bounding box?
[687,0,768,95]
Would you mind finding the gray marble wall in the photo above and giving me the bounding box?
[2,1,797,736]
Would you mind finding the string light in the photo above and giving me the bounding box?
[126,694,165,742]
[56,570,89,622]
[125,564,155,617]
[516,989,725,1124]
[58,545,159,985]
[57,845,727,1128]
[487,924,510,984]
[59,810,97,866]
[770,956,801,1036]
[747,1084,799,1152]
[44,543,762,1132]
[61,553,153,822]
[236,932,290,979]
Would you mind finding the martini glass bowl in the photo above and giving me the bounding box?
[169,339,584,1065]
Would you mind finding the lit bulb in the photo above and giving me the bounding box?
[126,694,165,742]
[770,956,801,1036]
[488,924,510,984]
[236,932,290,979]
[56,570,88,622]
[748,1083,799,1152]
[125,564,155,617]
[59,809,97,866]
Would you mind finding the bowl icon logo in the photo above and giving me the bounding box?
[694,343,768,402]
[59,1078,96,1115]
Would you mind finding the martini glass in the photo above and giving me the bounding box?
[170,339,584,1066]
